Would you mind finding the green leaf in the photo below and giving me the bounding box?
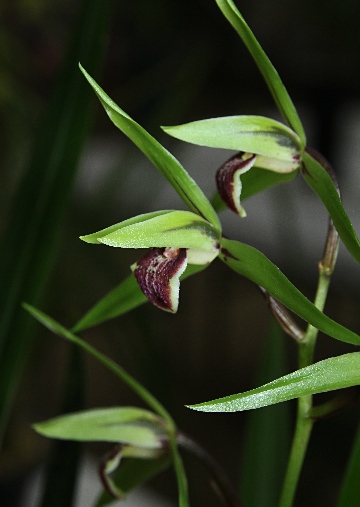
[34,407,163,447]
[337,420,360,507]
[219,238,360,345]
[215,0,306,144]
[81,210,221,254]
[163,116,302,172]
[72,264,207,333]
[79,65,221,231]
[302,151,360,265]
[188,351,360,412]
[95,457,171,506]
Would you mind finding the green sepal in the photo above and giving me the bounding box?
[215,0,306,144]
[33,407,165,448]
[80,211,172,244]
[81,210,221,254]
[188,351,360,412]
[163,116,302,172]
[219,238,360,346]
[79,65,221,231]
[302,151,360,265]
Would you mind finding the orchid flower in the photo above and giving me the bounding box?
[80,210,221,313]
[163,115,303,216]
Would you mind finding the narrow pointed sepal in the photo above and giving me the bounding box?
[131,248,188,313]
[163,115,303,172]
[81,210,221,255]
[216,152,257,215]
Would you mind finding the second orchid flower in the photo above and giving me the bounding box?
[80,210,221,313]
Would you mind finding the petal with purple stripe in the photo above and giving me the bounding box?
[216,152,257,216]
[131,248,188,313]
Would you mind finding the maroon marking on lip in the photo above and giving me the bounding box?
[216,152,256,214]
[132,247,188,312]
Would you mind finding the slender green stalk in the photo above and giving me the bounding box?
[278,151,339,507]
[278,272,331,506]
[277,271,329,507]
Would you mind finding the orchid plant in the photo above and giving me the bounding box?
[25,1,360,506]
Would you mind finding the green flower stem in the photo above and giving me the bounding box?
[278,247,338,507]
[278,401,313,507]
[278,153,339,507]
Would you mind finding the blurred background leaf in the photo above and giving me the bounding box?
[0,0,113,505]
[241,322,290,507]
[337,418,360,507]
[38,346,85,507]
[0,0,113,440]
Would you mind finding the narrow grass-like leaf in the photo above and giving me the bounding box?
[34,407,164,448]
[219,238,360,345]
[188,352,360,412]
[215,0,306,144]
[95,457,171,506]
[163,116,302,171]
[241,323,290,507]
[0,0,113,445]
[79,65,221,231]
[337,420,360,507]
[23,304,174,426]
[302,151,360,265]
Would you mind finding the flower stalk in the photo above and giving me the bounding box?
[278,155,340,507]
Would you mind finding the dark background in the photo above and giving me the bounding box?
[1,0,360,506]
